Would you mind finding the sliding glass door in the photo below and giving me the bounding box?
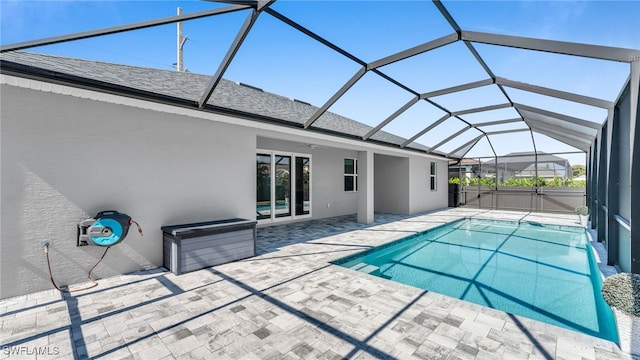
[295,157,310,216]
[274,155,291,218]
[257,151,311,222]
[256,154,272,220]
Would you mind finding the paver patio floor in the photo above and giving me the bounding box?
[1,208,636,359]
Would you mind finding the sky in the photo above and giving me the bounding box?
[2,0,639,166]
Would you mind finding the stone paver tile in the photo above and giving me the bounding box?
[487,327,531,352]
[163,332,205,358]
[426,330,460,350]
[288,341,319,358]
[433,322,465,342]
[96,349,134,360]
[290,323,322,343]
[128,334,172,359]
[556,336,598,360]
[2,210,635,360]
[116,323,154,345]
[205,329,244,352]
[269,312,301,332]
[413,338,453,360]
[450,306,480,320]
[475,348,508,360]
[460,332,503,353]
[248,343,282,360]
[594,347,635,360]
[328,339,359,358]
[176,345,213,359]
[317,349,344,360]
[459,317,494,337]
[102,312,135,336]
[79,319,110,339]
[476,312,506,330]
[501,347,531,360]
[454,341,481,359]
[99,334,126,352]
[264,332,302,355]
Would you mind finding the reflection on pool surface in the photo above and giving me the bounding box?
[333,218,618,343]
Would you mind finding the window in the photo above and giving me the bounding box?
[430,161,437,191]
[344,158,358,192]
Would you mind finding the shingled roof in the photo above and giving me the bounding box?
[0,51,432,153]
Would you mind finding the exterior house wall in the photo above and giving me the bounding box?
[256,137,359,220]
[374,154,410,214]
[409,157,448,214]
[0,84,255,298]
[1,77,449,298]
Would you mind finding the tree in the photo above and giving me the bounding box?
[572,164,586,178]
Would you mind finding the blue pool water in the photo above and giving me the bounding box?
[334,218,618,342]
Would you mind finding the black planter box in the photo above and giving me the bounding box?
[161,218,257,275]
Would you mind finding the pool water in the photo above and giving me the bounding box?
[334,218,618,343]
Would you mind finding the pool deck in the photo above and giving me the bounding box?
[1,208,638,359]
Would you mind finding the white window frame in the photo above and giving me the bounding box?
[344,158,358,192]
[430,161,437,191]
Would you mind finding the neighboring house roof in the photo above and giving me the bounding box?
[450,158,480,166]
[481,151,571,172]
[0,51,432,153]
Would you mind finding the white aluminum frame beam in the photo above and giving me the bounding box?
[0,5,251,53]
[431,0,524,125]
[265,8,365,65]
[496,77,614,109]
[368,33,459,70]
[304,66,367,128]
[485,129,531,136]
[472,118,523,127]
[199,8,264,108]
[452,103,512,117]
[402,102,512,150]
[448,134,485,158]
[461,31,640,63]
[420,78,494,99]
[363,96,419,140]
[428,126,472,153]
[401,114,451,148]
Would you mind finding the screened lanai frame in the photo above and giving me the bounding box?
[2,0,639,162]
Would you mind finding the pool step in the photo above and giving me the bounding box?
[351,262,380,274]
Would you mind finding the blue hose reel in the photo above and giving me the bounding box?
[77,210,142,247]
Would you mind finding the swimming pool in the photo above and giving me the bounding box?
[333,218,618,342]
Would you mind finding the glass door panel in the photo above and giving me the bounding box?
[295,157,310,215]
[256,154,271,220]
[275,155,291,218]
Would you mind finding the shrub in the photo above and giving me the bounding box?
[575,206,589,215]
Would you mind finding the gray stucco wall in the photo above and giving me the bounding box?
[1,85,255,298]
[374,154,410,214]
[256,137,359,220]
[1,80,449,298]
[409,157,448,214]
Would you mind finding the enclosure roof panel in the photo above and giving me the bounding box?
[1,0,637,158]
[0,51,426,151]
